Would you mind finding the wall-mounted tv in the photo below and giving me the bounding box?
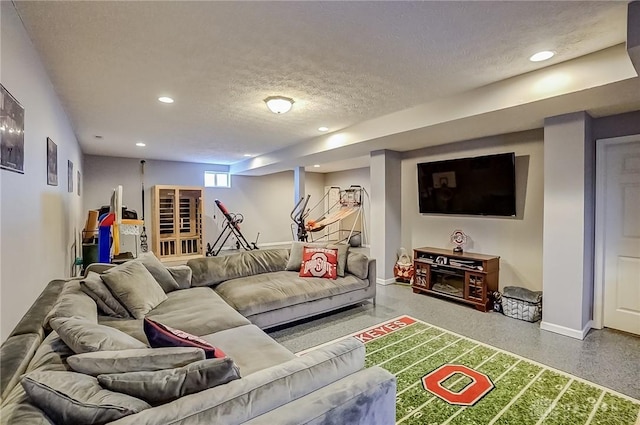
[417,152,516,216]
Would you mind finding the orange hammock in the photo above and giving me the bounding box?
[306,207,359,232]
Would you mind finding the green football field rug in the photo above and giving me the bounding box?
[299,315,640,425]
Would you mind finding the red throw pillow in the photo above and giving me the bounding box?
[143,318,226,359]
[299,247,338,279]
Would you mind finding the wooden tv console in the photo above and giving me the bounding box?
[412,247,500,312]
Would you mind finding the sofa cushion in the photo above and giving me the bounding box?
[25,331,75,374]
[167,265,192,289]
[67,347,205,376]
[0,384,57,424]
[144,318,225,359]
[21,371,150,424]
[137,252,181,293]
[43,280,98,329]
[101,261,168,319]
[215,271,369,317]
[345,252,369,280]
[103,338,364,425]
[80,272,130,318]
[50,318,147,354]
[98,358,240,404]
[285,241,326,271]
[299,247,338,279]
[286,242,349,277]
[145,287,251,336]
[188,249,289,287]
[327,243,349,277]
[201,324,295,376]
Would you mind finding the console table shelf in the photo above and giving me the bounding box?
[412,247,500,312]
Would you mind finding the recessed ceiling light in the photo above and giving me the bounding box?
[243,154,252,157]
[158,96,174,104]
[136,142,146,147]
[529,51,555,62]
[313,164,320,168]
[318,126,329,132]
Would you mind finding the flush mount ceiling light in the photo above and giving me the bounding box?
[158,96,174,104]
[264,96,294,114]
[313,164,320,168]
[318,126,329,132]
[529,51,555,62]
[136,142,146,147]
[243,154,252,157]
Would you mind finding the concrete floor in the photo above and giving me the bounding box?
[267,283,640,400]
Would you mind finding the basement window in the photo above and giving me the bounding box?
[204,171,230,188]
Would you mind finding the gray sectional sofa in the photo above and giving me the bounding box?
[0,248,394,425]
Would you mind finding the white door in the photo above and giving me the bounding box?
[600,138,640,335]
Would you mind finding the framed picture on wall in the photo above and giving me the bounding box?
[67,160,73,193]
[0,84,25,174]
[47,137,58,186]
[77,170,81,196]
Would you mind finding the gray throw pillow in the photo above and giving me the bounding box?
[167,265,193,289]
[67,347,205,376]
[21,370,150,424]
[345,252,369,279]
[50,317,147,354]
[137,252,180,293]
[80,272,130,318]
[285,241,327,271]
[327,243,350,277]
[43,280,98,329]
[98,357,241,404]
[101,261,168,319]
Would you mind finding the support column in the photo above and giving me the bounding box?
[293,166,305,205]
[370,150,402,285]
[542,111,594,339]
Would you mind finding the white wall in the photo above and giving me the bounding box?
[83,155,296,253]
[542,113,593,338]
[371,150,402,283]
[401,130,544,291]
[304,172,326,217]
[1,3,84,342]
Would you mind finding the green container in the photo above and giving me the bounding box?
[82,243,99,268]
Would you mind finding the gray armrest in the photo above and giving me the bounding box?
[367,259,376,285]
[83,263,115,275]
[243,366,396,425]
[0,333,41,401]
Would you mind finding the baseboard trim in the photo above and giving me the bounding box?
[258,241,291,247]
[540,320,592,340]
[377,277,396,285]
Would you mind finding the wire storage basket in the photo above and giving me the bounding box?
[501,286,542,322]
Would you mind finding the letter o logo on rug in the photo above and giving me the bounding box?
[422,364,494,406]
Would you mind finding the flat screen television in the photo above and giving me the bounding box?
[417,152,516,216]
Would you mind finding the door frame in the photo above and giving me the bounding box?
[593,134,640,329]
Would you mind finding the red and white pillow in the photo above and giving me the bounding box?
[143,318,226,359]
[299,247,338,279]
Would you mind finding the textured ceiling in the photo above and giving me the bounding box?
[12,1,633,171]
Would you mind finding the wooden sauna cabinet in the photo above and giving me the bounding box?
[412,247,500,312]
[152,185,203,261]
